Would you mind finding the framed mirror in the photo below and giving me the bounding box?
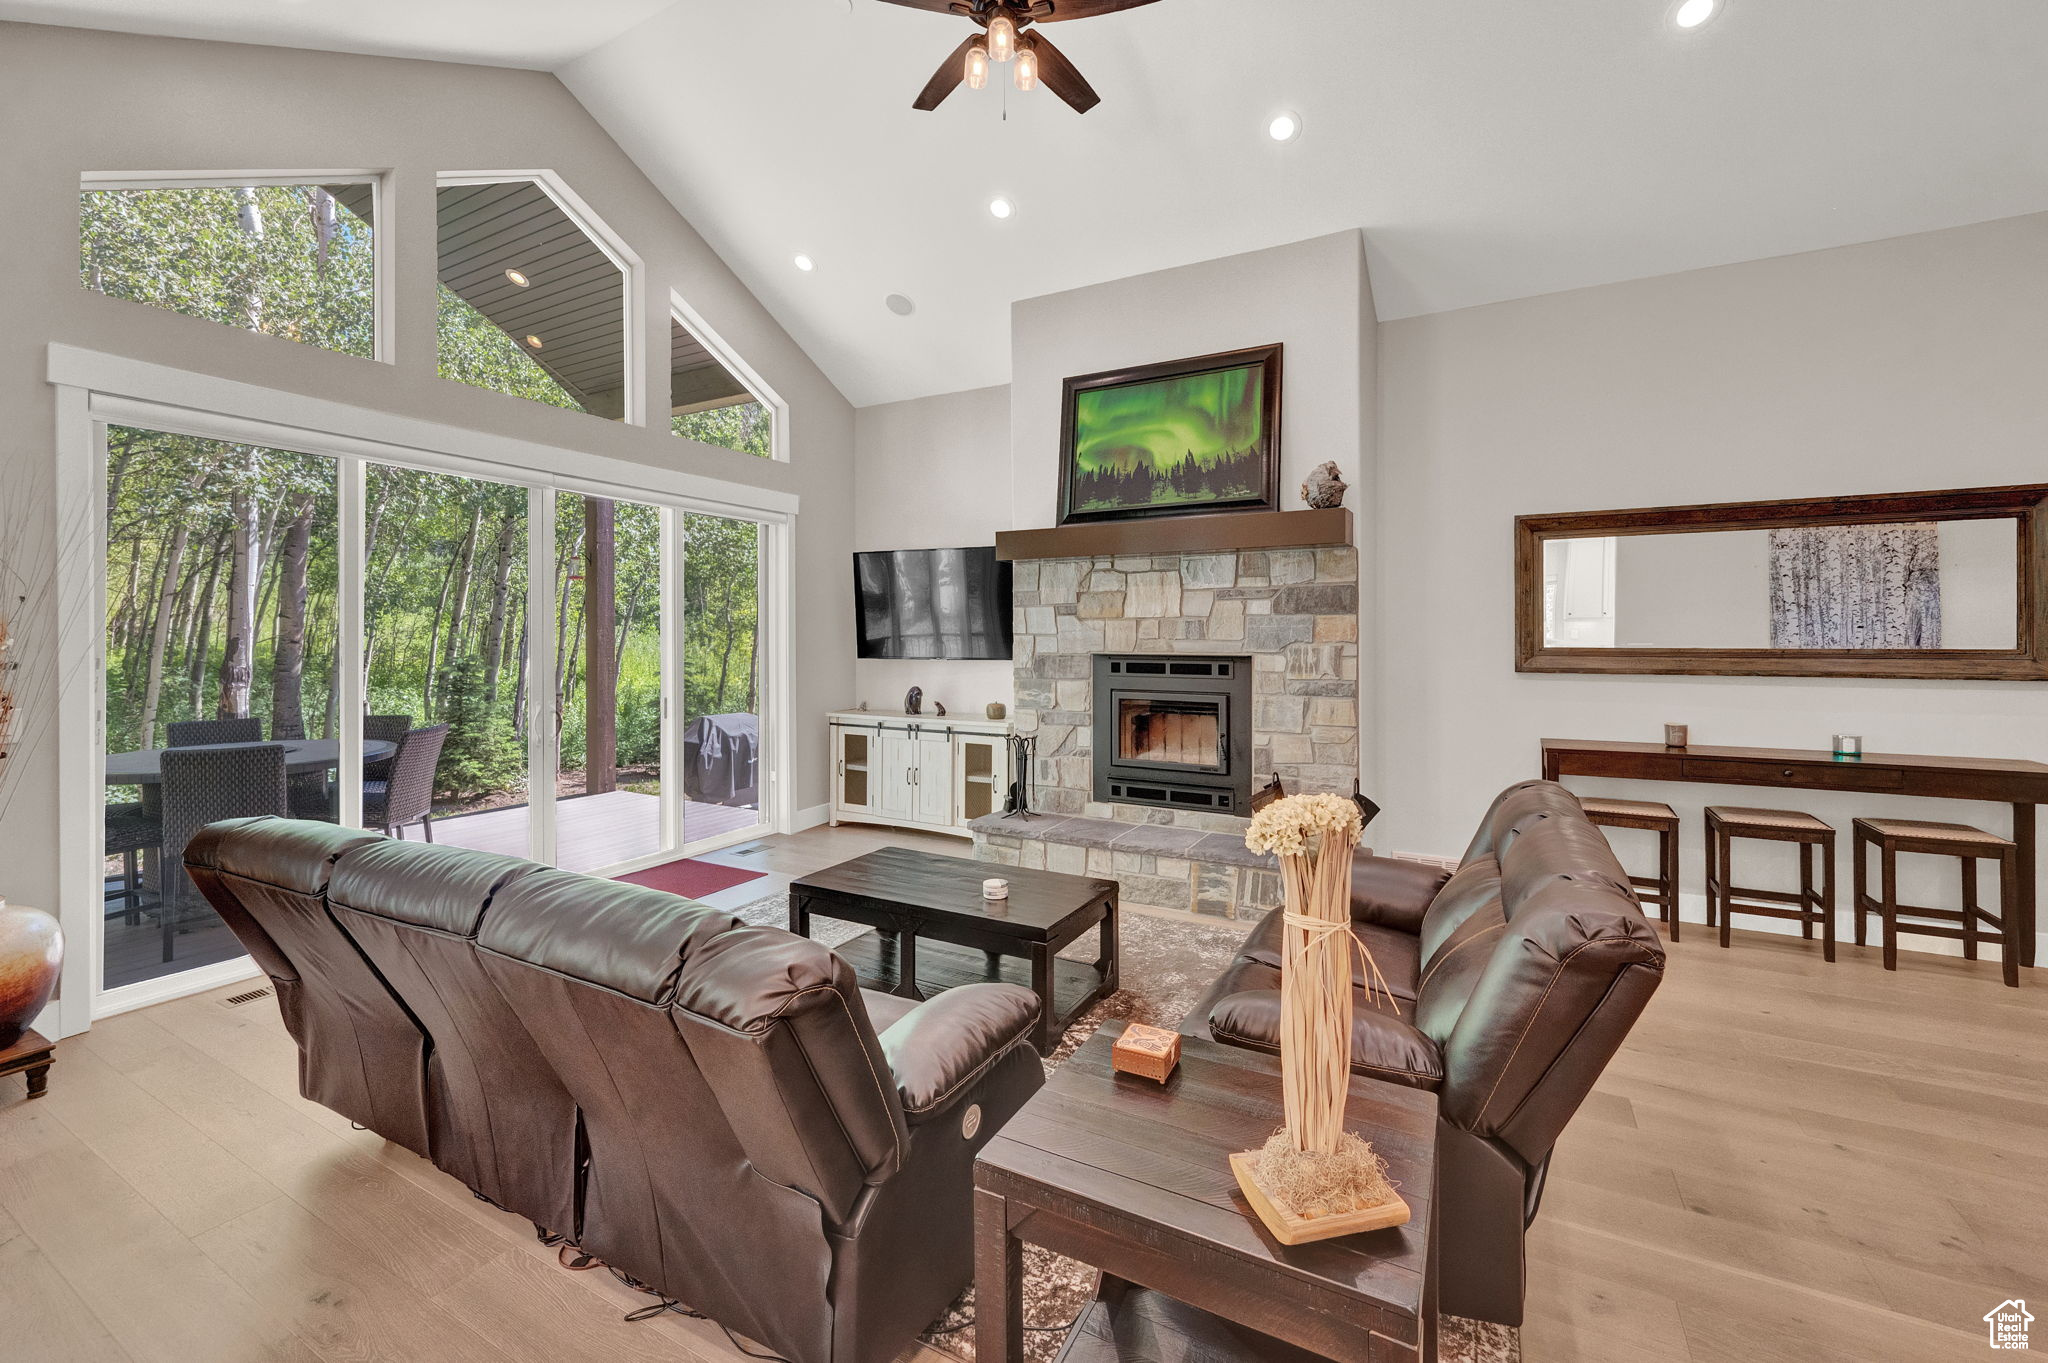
[1515,485,2048,679]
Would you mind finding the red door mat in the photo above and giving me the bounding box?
[615,858,767,899]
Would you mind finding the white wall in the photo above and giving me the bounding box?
[1377,211,2048,937]
[851,384,1015,717]
[0,24,856,951]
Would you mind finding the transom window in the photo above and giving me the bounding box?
[671,307,779,459]
[436,178,630,419]
[80,178,378,358]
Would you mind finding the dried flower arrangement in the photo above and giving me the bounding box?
[1230,792,1409,1243]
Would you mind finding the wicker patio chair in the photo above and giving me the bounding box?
[363,714,413,784]
[364,724,449,841]
[166,716,264,747]
[104,801,163,927]
[158,743,288,962]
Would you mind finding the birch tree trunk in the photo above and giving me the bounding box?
[217,459,260,720]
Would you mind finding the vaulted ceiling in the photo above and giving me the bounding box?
[7,0,2048,408]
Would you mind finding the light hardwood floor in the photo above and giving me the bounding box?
[4,822,2041,1363]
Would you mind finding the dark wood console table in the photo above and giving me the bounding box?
[1542,739,2048,967]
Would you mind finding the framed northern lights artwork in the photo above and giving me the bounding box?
[1056,344,1283,525]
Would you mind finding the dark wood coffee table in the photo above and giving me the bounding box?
[975,1022,1438,1363]
[789,846,1118,1055]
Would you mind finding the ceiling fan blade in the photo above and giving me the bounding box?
[913,33,983,110]
[1034,0,1162,20]
[871,0,977,13]
[1023,31,1100,113]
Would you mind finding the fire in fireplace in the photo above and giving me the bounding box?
[1092,654,1252,812]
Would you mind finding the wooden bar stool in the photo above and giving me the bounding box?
[1851,818,2019,988]
[1704,806,1836,960]
[1579,797,1682,937]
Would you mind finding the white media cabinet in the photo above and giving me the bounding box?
[827,710,1014,838]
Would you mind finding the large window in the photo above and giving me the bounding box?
[670,311,777,458]
[80,180,377,357]
[437,179,629,419]
[681,513,763,836]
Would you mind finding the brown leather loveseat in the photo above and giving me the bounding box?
[186,818,1046,1363]
[1182,781,1666,1326]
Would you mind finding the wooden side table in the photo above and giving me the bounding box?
[0,1028,55,1099]
[975,1022,1438,1363]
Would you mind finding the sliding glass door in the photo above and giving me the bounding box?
[97,422,778,1005]
[365,466,530,855]
[101,427,337,992]
[553,492,671,873]
[681,512,765,848]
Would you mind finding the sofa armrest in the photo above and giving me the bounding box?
[878,983,1042,1125]
[1351,852,1453,935]
[1207,989,1445,1092]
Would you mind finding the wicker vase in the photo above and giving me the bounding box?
[0,903,62,1050]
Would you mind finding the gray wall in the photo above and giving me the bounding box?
[0,22,857,923]
[851,384,1015,716]
[1377,211,2048,927]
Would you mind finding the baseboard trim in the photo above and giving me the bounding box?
[793,802,831,833]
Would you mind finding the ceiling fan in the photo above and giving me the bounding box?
[876,0,1162,115]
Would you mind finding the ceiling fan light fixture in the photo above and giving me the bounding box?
[987,12,1017,63]
[1014,46,1038,92]
[965,43,990,90]
[1268,111,1302,143]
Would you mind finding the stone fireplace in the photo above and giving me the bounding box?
[973,539,1360,919]
[1091,653,1253,813]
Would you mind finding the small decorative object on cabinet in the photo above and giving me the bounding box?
[1300,460,1348,509]
[1111,1021,1181,1082]
[903,686,922,715]
[0,902,62,1051]
[933,700,947,717]
[985,701,1006,721]
[1664,723,1689,748]
[829,709,1013,837]
[1834,733,1863,756]
[1231,793,1409,1245]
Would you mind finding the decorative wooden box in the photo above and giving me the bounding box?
[1111,1023,1181,1082]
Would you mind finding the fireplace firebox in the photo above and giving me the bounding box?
[1091,654,1253,812]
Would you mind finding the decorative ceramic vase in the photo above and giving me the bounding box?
[0,903,62,1050]
[985,702,1006,721]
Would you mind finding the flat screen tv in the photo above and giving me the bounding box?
[854,546,1013,660]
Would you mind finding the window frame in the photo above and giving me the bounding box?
[436,170,646,427]
[78,169,393,365]
[670,289,790,462]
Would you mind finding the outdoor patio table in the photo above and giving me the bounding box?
[105,737,398,790]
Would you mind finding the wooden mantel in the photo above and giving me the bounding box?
[995,508,1352,562]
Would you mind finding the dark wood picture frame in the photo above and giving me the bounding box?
[1515,484,2048,680]
[1056,343,1283,527]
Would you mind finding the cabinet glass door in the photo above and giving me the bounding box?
[837,728,872,811]
[955,735,1004,823]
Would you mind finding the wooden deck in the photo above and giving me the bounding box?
[432,790,762,871]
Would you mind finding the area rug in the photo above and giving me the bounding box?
[728,893,1520,1363]
[614,857,766,898]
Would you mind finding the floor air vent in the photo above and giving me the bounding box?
[221,987,273,1007]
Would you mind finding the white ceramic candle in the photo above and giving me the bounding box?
[983,878,1008,900]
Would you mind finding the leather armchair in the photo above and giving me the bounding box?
[188,818,1046,1363]
[1183,781,1665,1326]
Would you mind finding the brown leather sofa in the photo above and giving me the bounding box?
[1181,780,1666,1326]
[186,818,1046,1363]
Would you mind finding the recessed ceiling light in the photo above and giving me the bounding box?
[988,196,1014,220]
[524,335,543,349]
[504,268,529,287]
[1267,111,1301,143]
[794,254,816,272]
[1674,0,1715,27]
[885,294,916,317]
